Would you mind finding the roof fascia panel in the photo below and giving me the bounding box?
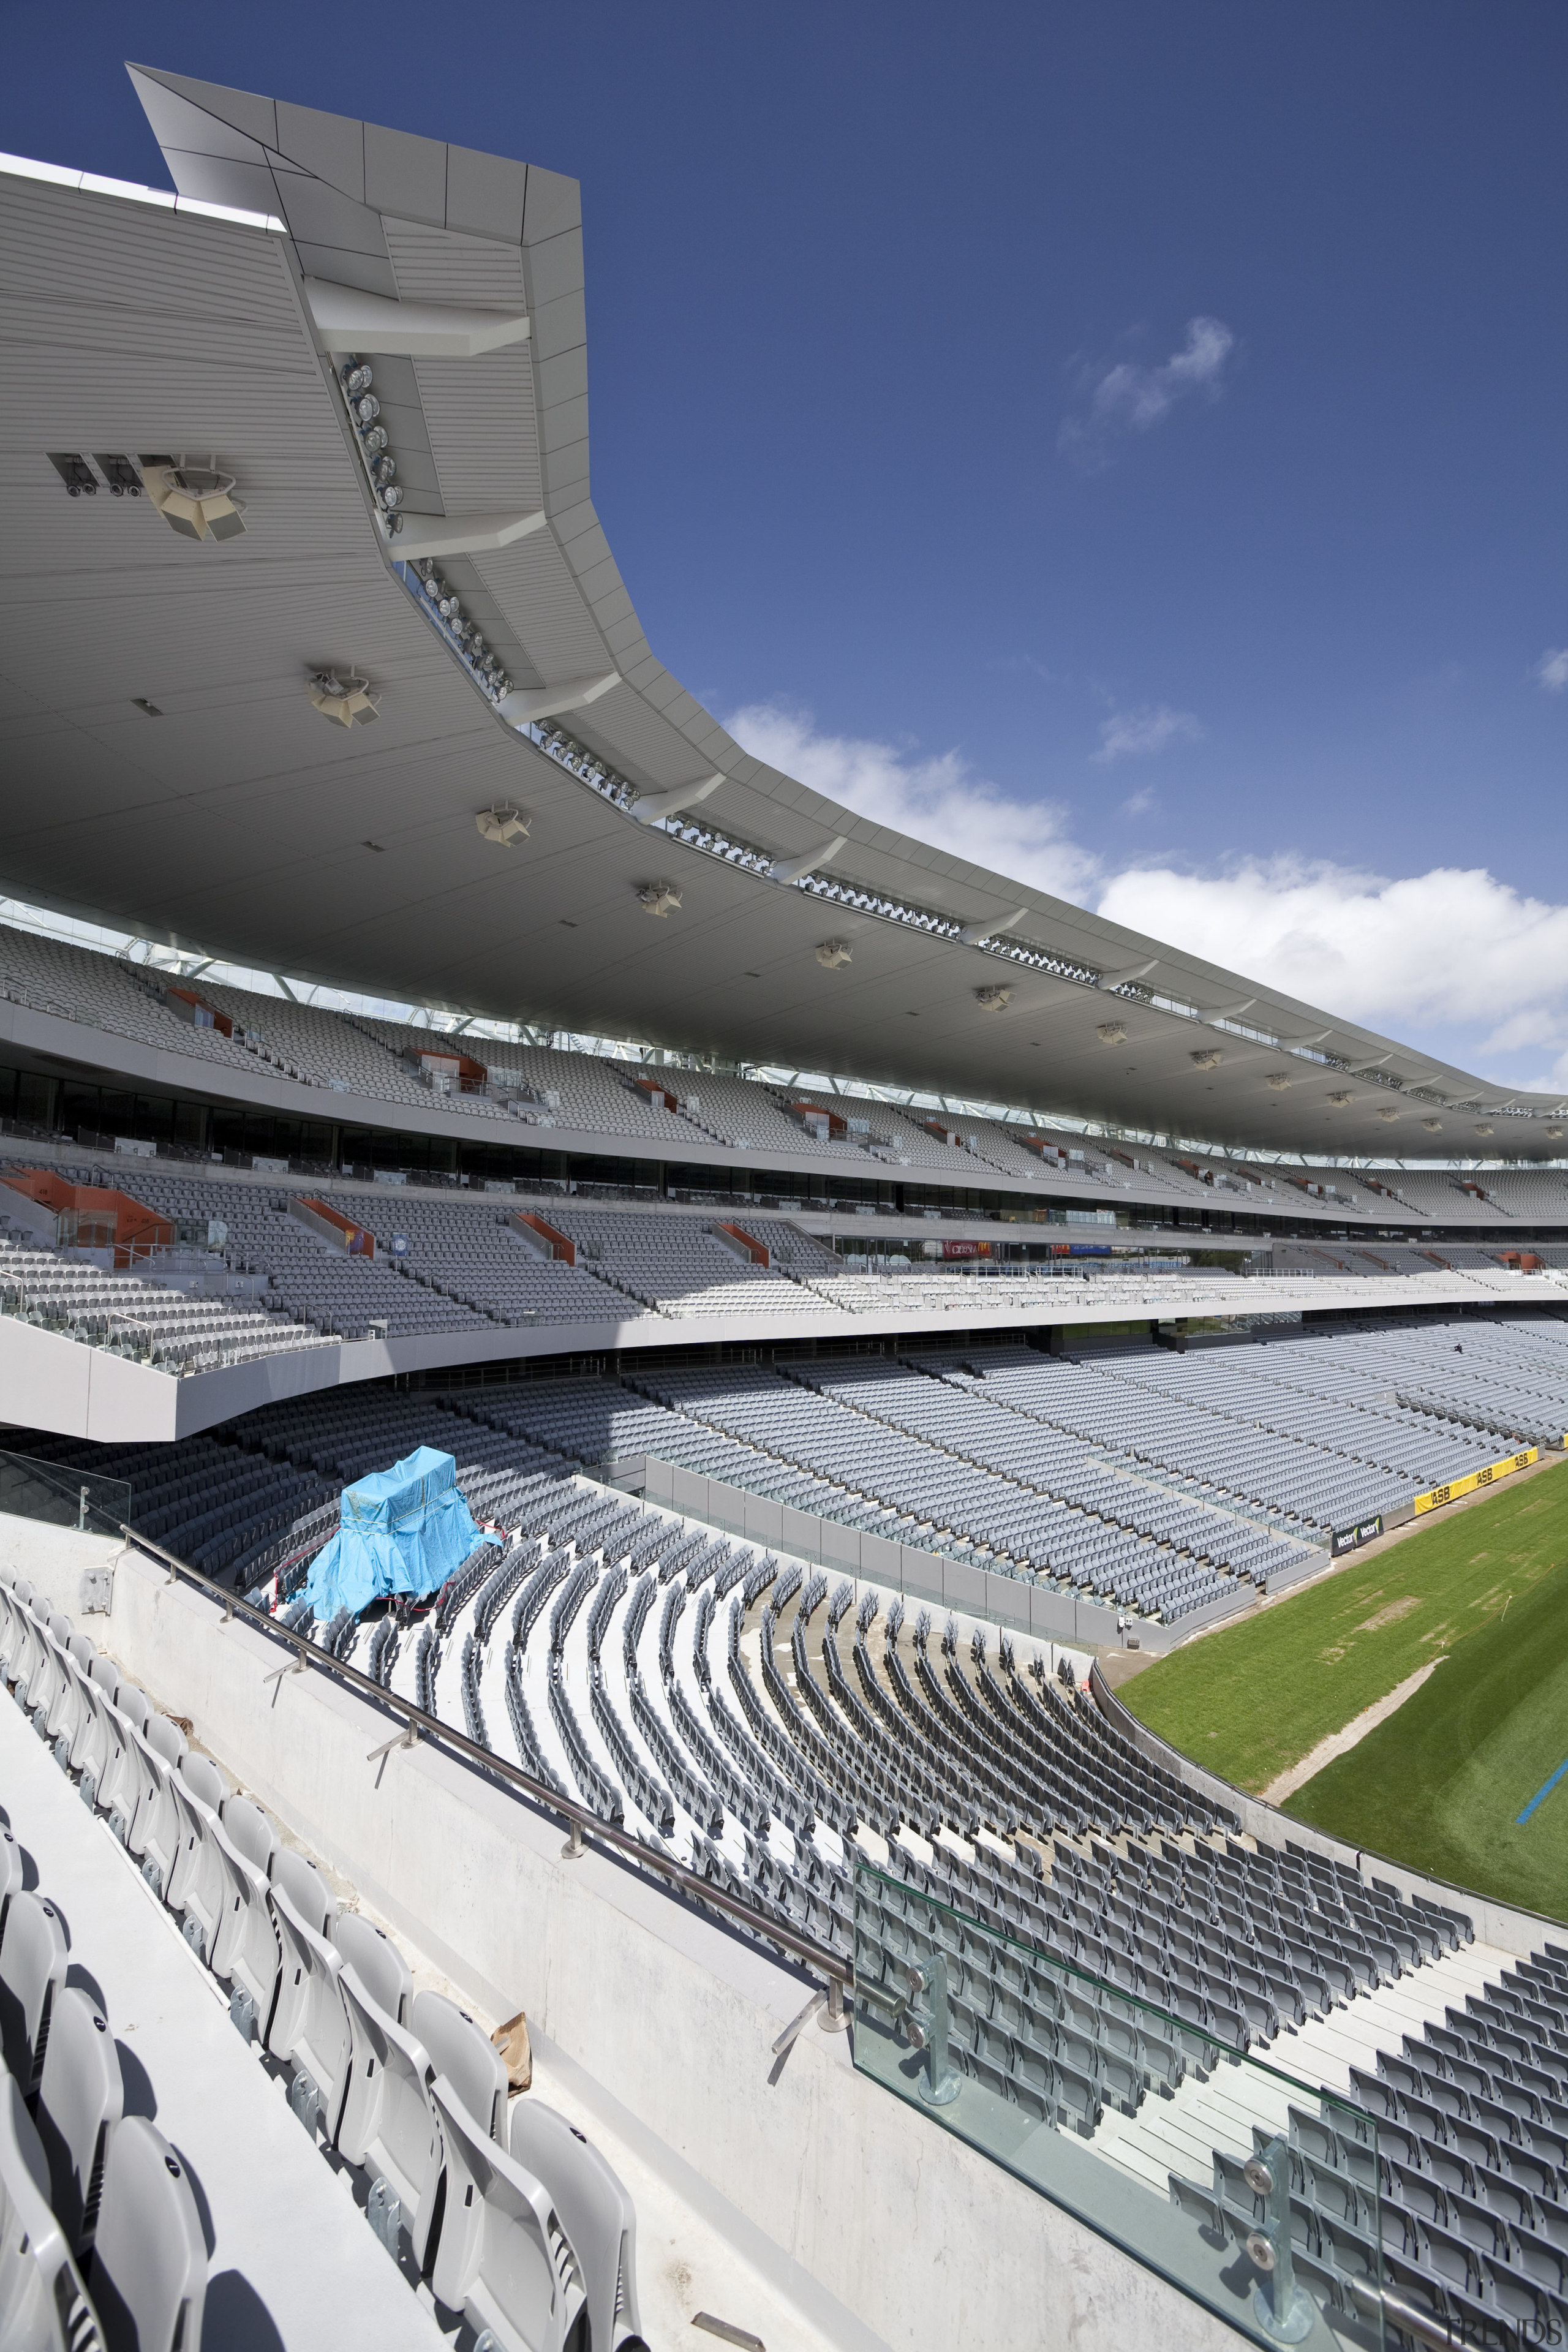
[521,163,581,245]
[363,120,448,224]
[126,63,280,151]
[530,289,587,368]
[274,98,366,198]
[445,143,527,241]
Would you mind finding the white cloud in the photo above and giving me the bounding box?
[1534,647,1568,693]
[1119,787,1156,817]
[1097,856,1568,1041]
[723,700,1099,899]
[1092,704,1202,765]
[1060,316,1235,466]
[726,702,1568,1091]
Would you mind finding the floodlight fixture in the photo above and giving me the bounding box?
[816,940,852,969]
[1326,1090,1355,1106]
[975,986,1012,1012]
[638,883,682,918]
[307,669,380,727]
[1264,1071,1292,1090]
[1422,1118,1442,1133]
[476,804,531,848]
[143,456,246,542]
[1190,1047,1223,1069]
[1096,1020,1128,1046]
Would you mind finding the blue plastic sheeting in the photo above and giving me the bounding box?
[303,1447,482,1621]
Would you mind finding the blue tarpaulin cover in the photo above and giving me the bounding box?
[303,1447,482,1620]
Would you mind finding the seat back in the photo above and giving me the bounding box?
[270,1844,335,1936]
[124,1728,181,1891]
[219,1795,275,1877]
[178,1753,227,1812]
[334,1912,411,2026]
[412,1991,508,2145]
[206,1817,281,2032]
[426,2073,586,2352]
[36,1988,122,2255]
[510,2100,641,2351]
[111,1683,150,1736]
[0,1893,69,2097]
[9,1605,47,1708]
[90,2117,206,2352]
[143,1715,186,1770]
[334,1969,441,2239]
[0,2076,103,2352]
[88,1689,141,1838]
[163,1768,224,1943]
[0,1831,20,1939]
[266,1885,352,2139]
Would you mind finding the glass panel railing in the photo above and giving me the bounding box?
[853,1860,1387,2349]
[0,1448,130,1539]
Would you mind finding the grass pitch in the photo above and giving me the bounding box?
[1121,1461,1568,1920]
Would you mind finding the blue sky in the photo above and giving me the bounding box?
[6,2,1567,1090]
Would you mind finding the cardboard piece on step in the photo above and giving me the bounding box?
[493,2009,532,2092]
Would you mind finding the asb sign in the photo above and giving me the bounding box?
[1413,1449,1536,1516]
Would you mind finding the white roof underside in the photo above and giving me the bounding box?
[0,65,1554,1163]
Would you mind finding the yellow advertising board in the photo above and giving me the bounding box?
[1413,1448,1536,1517]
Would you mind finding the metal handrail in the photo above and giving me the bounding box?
[113,1521,851,1994]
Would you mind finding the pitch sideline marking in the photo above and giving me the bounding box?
[1516,1755,1568,1827]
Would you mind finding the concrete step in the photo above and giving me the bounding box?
[1095,1937,1510,2198]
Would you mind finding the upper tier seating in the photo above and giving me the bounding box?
[0,922,259,1080]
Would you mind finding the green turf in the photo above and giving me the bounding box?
[1278,1561,1568,1919]
[1121,1461,1568,1916]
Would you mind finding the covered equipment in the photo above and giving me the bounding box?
[303,1449,481,1619]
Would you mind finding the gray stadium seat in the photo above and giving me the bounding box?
[0,1891,69,2097]
[333,1912,411,2026]
[424,2069,588,2352]
[333,1953,442,2258]
[89,2117,206,2352]
[0,1829,20,1937]
[411,1990,508,2146]
[0,2076,101,2352]
[266,1877,353,2142]
[509,2098,644,2351]
[35,1987,121,2255]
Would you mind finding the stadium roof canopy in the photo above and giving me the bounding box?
[0,65,1556,1161]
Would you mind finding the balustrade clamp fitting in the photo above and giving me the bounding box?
[366,1723,420,1762]
[560,1820,585,1860]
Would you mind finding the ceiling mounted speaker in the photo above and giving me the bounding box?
[1422,1118,1443,1132]
[975,985,1012,1011]
[816,940,852,970]
[307,669,380,727]
[1264,1071,1292,1090]
[1378,1107,1400,1122]
[143,458,246,543]
[638,882,682,918]
[476,804,531,848]
[1326,1089,1355,1106]
[1190,1047,1223,1069]
[1474,1123,1494,1136]
[1096,1020,1128,1046]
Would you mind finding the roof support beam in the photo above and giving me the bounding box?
[631,776,725,827]
[1095,959,1158,991]
[958,907,1028,947]
[393,510,547,560]
[498,674,620,726]
[304,279,531,358]
[768,837,847,886]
